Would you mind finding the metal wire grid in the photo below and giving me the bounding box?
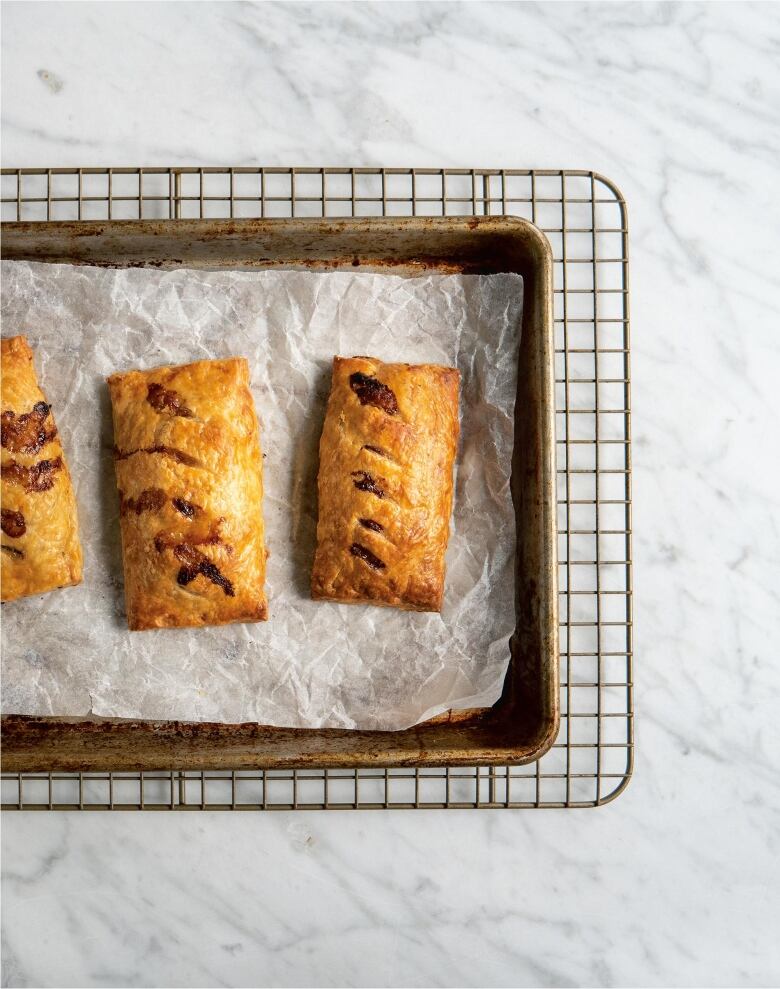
[0,167,632,810]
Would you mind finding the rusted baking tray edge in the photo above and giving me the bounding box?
[1,215,558,773]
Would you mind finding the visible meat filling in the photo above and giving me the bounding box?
[1,544,24,559]
[172,497,202,519]
[118,490,205,521]
[362,444,392,458]
[173,543,235,596]
[119,488,168,516]
[1,508,26,538]
[1,456,63,492]
[146,382,193,418]
[1,402,57,454]
[349,373,399,416]
[350,542,386,570]
[153,516,233,596]
[351,470,385,498]
[115,445,202,468]
[358,517,383,533]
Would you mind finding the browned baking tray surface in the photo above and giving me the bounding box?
[1,214,559,774]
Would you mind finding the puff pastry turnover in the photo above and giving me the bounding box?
[311,356,460,612]
[107,357,267,630]
[1,335,83,602]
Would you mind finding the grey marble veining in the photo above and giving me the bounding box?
[2,2,780,987]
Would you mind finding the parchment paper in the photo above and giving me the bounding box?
[0,261,522,730]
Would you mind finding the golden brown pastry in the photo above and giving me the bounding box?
[107,357,268,630]
[1,335,83,601]
[311,356,460,612]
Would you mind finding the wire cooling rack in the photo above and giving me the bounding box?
[0,167,632,810]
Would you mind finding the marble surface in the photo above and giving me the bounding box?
[2,2,779,987]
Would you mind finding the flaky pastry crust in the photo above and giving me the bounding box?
[1,335,83,601]
[311,356,460,612]
[107,357,267,630]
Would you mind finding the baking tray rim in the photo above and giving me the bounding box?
[1,214,559,772]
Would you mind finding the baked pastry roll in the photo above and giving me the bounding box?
[1,335,83,601]
[311,356,460,612]
[107,357,268,630]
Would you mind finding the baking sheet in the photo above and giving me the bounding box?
[0,261,522,730]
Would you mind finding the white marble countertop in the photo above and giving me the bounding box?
[2,2,779,987]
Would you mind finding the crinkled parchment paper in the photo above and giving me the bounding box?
[0,262,522,730]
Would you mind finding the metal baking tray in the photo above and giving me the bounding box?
[1,213,558,773]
